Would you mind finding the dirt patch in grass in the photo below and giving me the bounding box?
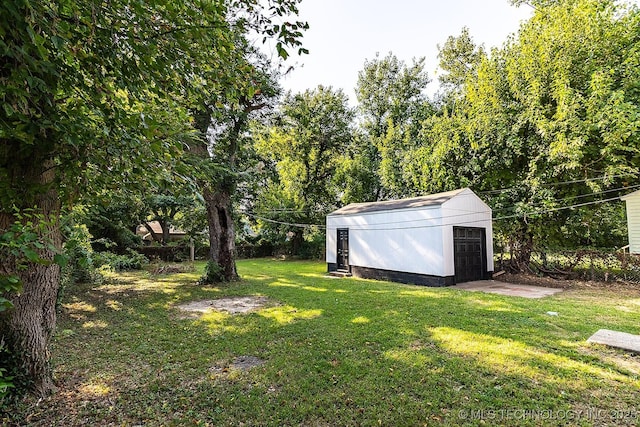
[231,355,266,370]
[578,345,640,376]
[210,356,267,377]
[176,296,272,316]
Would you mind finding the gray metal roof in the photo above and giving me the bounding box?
[328,188,469,216]
[621,189,640,201]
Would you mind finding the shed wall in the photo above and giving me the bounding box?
[441,192,494,275]
[625,193,640,254]
[326,206,447,276]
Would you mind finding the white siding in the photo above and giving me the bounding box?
[326,188,494,278]
[327,206,446,276]
[624,192,640,254]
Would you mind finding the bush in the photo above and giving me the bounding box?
[59,223,102,306]
[94,249,149,271]
[297,232,325,260]
[198,261,225,285]
[495,248,640,283]
[236,236,275,259]
[136,244,190,262]
[0,339,14,404]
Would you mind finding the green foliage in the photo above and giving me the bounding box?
[0,210,65,312]
[252,86,353,255]
[354,52,434,200]
[82,201,143,253]
[0,339,14,403]
[405,0,640,262]
[59,221,102,307]
[198,260,225,285]
[93,250,148,272]
[296,228,326,260]
[0,0,307,396]
[437,26,486,95]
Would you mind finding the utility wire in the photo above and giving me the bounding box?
[241,188,632,231]
[338,195,623,231]
[243,212,326,229]
[478,172,637,195]
[244,184,638,229]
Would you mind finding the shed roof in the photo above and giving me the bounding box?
[329,188,470,216]
[621,189,640,201]
[136,221,186,236]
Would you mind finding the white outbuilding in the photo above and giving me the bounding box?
[326,188,494,286]
[621,189,640,254]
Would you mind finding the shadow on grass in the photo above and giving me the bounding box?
[7,258,640,426]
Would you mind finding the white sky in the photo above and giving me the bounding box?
[269,0,534,102]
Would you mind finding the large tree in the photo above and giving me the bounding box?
[190,53,283,282]
[0,0,305,396]
[410,0,640,266]
[254,86,354,254]
[354,52,434,201]
[436,27,486,97]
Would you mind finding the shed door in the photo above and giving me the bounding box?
[453,227,486,283]
[337,229,349,271]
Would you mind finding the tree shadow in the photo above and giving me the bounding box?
[10,259,640,426]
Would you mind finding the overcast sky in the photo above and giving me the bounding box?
[262,0,534,102]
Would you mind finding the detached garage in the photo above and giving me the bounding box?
[326,188,494,286]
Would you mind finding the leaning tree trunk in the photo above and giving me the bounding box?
[291,229,304,256]
[0,158,62,397]
[202,185,238,281]
[509,222,534,273]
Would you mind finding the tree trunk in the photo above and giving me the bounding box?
[291,229,304,256]
[142,220,162,245]
[160,219,170,246]
[202,186,238,281]
[0,159,62,397]
[509,225,534,272]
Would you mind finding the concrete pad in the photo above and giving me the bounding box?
[452,280,563,299]
[587,329,640,354]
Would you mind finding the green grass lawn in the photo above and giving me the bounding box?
[5,259,640,426]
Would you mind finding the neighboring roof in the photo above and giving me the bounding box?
[328,188,470,216]
[136,221,186,236]
[621,189,640,201]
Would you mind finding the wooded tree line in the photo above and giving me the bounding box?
[251,0,639,268]
[1,0,639,398]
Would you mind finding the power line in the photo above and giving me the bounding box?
[241,188,631,231]
[486,183,640,213]
[479,173,638,195]
[243,212,326,229]
[243,184,638,229]
[336,195,623,231]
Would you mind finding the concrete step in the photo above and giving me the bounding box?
[327,271,352,278]
[587,329,640,354]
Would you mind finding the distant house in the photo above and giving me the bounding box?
[326,188,494,286]
[621,189,640,254]
[136,221,187,244]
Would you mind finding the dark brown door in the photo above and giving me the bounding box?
[337,229,349,271]
[454,227,486,283]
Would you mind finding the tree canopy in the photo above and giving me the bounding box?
[0,0,307,396]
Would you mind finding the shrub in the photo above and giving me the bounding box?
[94,249,149,271]
[0,339,14,404]
[59,223,103,307]
[297,231,326,260]
[198,261,225,285]
[136,244,190,262]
